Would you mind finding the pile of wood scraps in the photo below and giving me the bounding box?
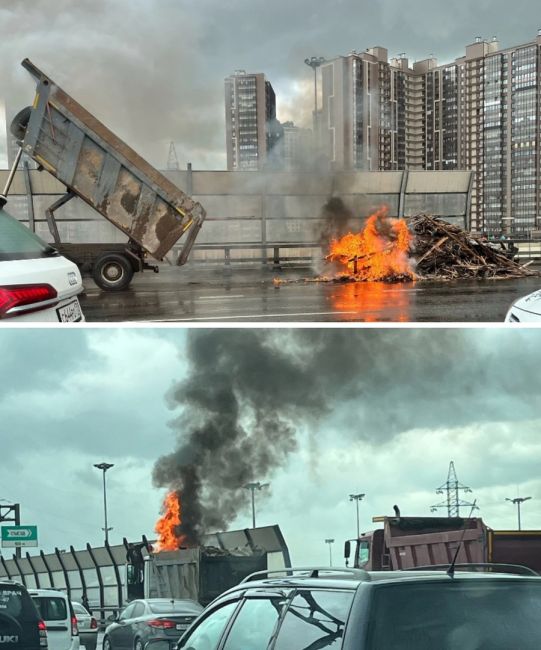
[410,215,537,280]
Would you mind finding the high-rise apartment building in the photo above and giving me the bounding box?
[321,32,541,235]
[281,121,313,170]
[224,71,281,171]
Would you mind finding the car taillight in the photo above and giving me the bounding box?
[38,620,48,647]
[90,617,98,629]
[71,614,79,636]
[0,284,58,318]
[146,619,176,629]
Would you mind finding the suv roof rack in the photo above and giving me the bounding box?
[405,563,538,576]
[240,567,371,584]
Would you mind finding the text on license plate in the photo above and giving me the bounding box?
[57,299,82,322]
[176,624,187,630]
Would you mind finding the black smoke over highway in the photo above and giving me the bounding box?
[152,328,541,543]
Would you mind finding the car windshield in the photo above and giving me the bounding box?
[149,600,203,614]
[0,208,57,261]
[367,580,541,650]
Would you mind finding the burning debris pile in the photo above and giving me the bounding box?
[316,207,536,283]
[410,215,537,280]
[326,207,414,282]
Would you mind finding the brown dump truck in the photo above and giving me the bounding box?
[345,515,541,574]
[8,58,206,290]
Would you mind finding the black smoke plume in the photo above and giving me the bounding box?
[152,328,541,544]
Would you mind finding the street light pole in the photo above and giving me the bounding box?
[325,538,335,566]
[243,482,269,528]
[506,496,532,531]
[304,56,326,147]
[94,462,114,543]
[349,493,365,538]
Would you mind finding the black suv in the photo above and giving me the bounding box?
[0,580,47,650]
[175,566,541,650]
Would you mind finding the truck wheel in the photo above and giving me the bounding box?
[10,106,32,140]
[92,253,134,291]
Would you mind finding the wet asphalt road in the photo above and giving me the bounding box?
[79,264,541,323]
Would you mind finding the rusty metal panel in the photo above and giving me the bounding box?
[16,59,206,261]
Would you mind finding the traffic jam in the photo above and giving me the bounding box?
[2,488,541,650]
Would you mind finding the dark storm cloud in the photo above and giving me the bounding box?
[2,0,538,168]
[152,328,541,542]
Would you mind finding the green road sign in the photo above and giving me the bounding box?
[1,525,38,548]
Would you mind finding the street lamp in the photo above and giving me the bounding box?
[505,496,532,531]
[349,493,365,538]
[304,56,326,142]
[325,538,335,566]
[94,462,114,543]
[243,482,269,528]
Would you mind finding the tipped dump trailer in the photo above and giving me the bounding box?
[345,515,541,574]
[9,58,206,290]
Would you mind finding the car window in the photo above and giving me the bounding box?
[222,596,284,650]
[120,603,136,620]
[273,590,354,650]
[72,603,88,615]
[0,208,55,261]
[357,541,370,566]
[367,581,541,650]
[180,601,238,650]
[32,596,68,621]
[132,602,146,618]
[149,601,203,615]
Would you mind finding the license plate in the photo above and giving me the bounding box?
[176,624,187,630]
[57,299,82,322]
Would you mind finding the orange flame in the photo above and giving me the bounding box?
[327,207,415,281]
[153,491,185,552]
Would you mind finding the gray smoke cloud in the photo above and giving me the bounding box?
[152,328,541,544]
[3,0,537,170]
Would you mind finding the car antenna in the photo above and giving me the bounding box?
[447,500,477,578]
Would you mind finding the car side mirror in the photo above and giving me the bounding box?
[344,541,351,560]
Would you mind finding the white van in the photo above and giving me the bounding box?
[29,589,80,650]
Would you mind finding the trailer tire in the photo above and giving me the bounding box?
[92,253,134,291]
[10,106,32,141]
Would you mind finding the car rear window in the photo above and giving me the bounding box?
[0,584,38,622]
[72,603,88,615]
[149,601,203,614]
[0,208,56,261]
[367,580,541,649]
[32,596,68,621]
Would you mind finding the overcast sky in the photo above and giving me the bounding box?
[1,327,540,567]
[1,0,541,168]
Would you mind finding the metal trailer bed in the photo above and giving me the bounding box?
[10,58,206,290]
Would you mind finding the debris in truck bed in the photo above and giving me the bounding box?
[410,214,538,280]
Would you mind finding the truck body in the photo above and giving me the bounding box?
[346,515,541,574]
[9,58,206,290]
[127,546,269,607]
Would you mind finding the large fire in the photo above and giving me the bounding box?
[326,207,415,281]
[153,491,185,552]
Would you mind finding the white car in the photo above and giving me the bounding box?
[0,207,84,322]
[505,289,541,322]
[29,588,80,650]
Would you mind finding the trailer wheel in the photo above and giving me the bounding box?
[10,106,32,140]
[92,253,134,291]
